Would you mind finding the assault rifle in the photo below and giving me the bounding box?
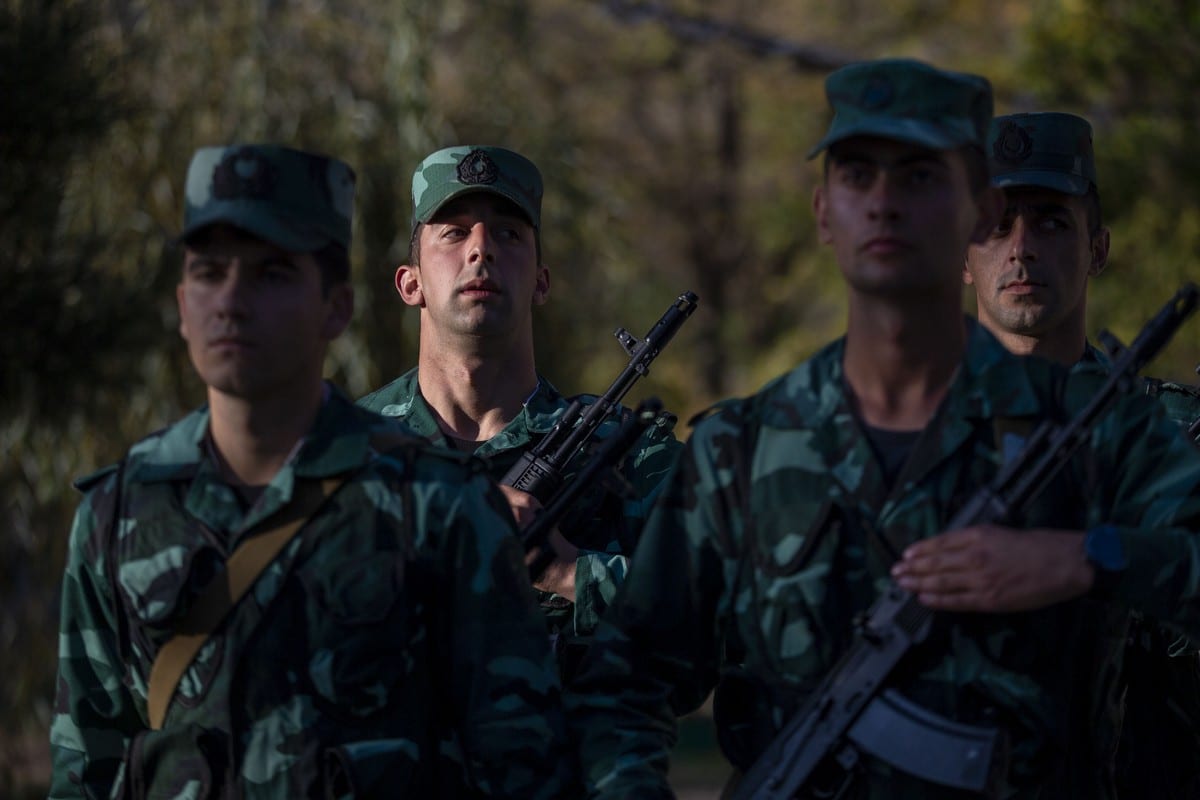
[522,397,664,581]
[502,290,697,579]
[732,283,1199,800]
[501,290,697,504]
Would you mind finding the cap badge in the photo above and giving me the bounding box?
[457,149,499,185]
[859,77,894,111]
[993,120,1034,165]
[211,149,277,200]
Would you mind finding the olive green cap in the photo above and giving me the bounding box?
[181,144,356,251]
[989,112,1097,196]
[410,145,542,230]
[808,58,993,158]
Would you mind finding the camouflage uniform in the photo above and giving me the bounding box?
[49,144,573,799]
[995,114,1200,799]
[361,145,683,680]
[360,370,679,680]
[564,64,1200,799]
[565,323,1200,799]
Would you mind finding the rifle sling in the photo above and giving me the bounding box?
[146,475,346,730]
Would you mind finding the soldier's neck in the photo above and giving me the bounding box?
[986,325,1086,367]
[843,296,966,431]
[206,381,324,486]
[416,339,538,443]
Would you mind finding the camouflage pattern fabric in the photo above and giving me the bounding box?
[1081,342,1200,798]
[564,321,1200,799]
[358,369,681,680]
[1144,378,1200,444]
[49,386,574,799]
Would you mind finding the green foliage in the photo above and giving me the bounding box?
[1022,0,1200,380]
[5,1,1199,793]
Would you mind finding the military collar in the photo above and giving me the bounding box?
[1079,341,1113,369]
[945,317,1047,422]
[772,316,1047,431]
[127,382,375,484]
[381,368,568,453]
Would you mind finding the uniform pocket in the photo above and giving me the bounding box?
[323,738,420,800]
[303,554,411,718]
[122,723,226,800]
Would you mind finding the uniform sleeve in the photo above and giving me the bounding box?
[49,474,144,800]
[1078,381,1200,632]
[571,551,629,636]
[564,413,737,799]
[437,472,578,799]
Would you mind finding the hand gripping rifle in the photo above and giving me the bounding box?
[732,283,1199,800]
[501,290,697,505]
[501,291,698,578]
[522,397,665,581]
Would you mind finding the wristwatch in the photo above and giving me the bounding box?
[1084,524,1127,595]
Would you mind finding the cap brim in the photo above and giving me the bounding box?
[414,185,538,229]
[180,199,333,252]
[808,117,976,160]
[993,170,1092,196]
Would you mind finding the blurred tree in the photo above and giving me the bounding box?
[1020,0,1200,381]
[6,2,1197,796]
[0,0,144,788]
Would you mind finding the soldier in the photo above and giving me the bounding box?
[49,144,574,799]
[564,59,1200,798]
[964,111,1200,435]
[964,111,1200,798]
[358,145,681,679]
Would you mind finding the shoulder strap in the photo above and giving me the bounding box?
[146,475,346,730]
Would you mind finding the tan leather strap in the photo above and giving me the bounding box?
[146,476,346,730]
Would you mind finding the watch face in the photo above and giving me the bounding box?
[1085,525,1127,572]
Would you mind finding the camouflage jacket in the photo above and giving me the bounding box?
[1082,341,1200,799]
[1084,342,1200,443]
[565,321,1200,799]
[49,386,574,800]
[358,369,681,679]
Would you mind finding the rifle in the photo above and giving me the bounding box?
[732,283,1200,800]
[501,290,698,504]
[522,397,665,581]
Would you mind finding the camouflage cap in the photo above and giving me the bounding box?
[411,145,542,230]
[181,144,356,252]
[989,112,1097,196]
[808,58,993,159]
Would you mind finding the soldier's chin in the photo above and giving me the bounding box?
[196,367,268,400]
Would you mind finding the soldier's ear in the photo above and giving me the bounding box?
[533,263,550,306]
[813,184,833,245]
[1089,227,1110,277]
[395,264,423,307]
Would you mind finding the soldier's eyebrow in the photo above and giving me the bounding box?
[1007,200,1073,217]
[183,252,229,271]
[830,150,948,170]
